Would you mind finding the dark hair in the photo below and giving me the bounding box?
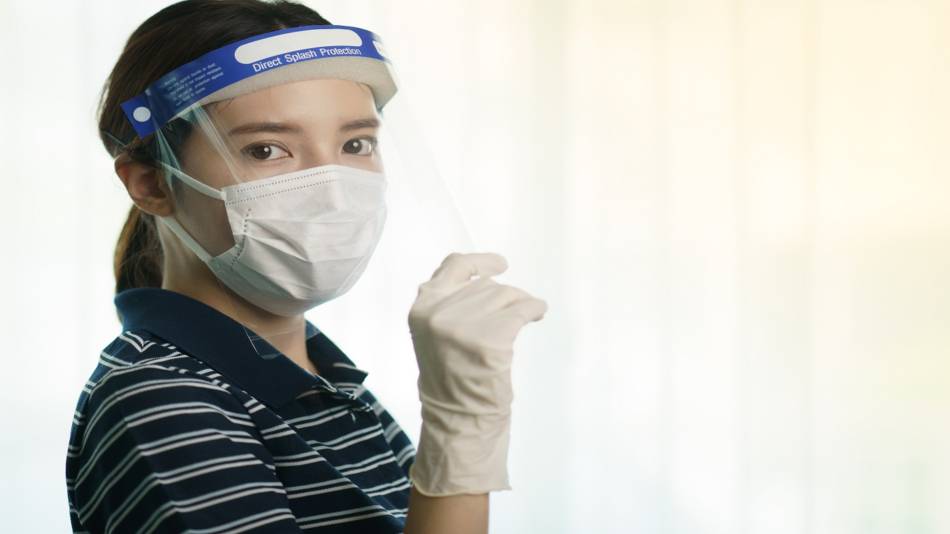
[101,0,330,294]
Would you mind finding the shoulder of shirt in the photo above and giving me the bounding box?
[66,330,268,489]
[75,329,243,415]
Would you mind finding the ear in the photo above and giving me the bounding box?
[114,154,174,217]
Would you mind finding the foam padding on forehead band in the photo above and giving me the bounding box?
[196,56,396,108]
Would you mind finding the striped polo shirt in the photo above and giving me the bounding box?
[65,287,417,533]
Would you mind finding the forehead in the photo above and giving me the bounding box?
[207,78,377,126]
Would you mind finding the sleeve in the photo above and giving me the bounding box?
[69,365,302,533]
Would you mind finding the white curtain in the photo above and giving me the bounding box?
[1,1,948,532]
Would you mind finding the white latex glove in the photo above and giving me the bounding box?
[406,252,548,496]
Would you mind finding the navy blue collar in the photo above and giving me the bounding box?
[115,287,368,409]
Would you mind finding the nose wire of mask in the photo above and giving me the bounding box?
[155,163,389,316]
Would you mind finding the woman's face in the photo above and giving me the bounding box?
[168,78,382,256]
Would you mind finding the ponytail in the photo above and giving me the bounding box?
[114,206,163,293]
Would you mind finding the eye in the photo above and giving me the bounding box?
[342,137,377,156]
[242,143,291,161]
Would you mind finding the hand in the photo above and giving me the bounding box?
[406,252,547,496]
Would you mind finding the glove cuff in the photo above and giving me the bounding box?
[409,409,512,496]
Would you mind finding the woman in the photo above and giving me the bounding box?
[64,1,547,533]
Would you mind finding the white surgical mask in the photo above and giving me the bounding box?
[158,163,387,316]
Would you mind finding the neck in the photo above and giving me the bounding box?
[161,253,318,376]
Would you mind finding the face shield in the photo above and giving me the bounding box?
[110,25,474,356]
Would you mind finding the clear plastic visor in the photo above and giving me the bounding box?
[129,75,474,366]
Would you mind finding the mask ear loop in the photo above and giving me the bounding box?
[100,127,180,211]
[157,162,225,199]
[101,126,217,264]
[139,129,218,265]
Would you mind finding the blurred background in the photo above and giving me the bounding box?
[1,0,948,532]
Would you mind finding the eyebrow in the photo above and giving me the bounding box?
[227,122,302,136]
[227,117,380,136]
[340,117,380,132]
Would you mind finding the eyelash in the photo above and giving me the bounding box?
[241,136,379,162]
[241,143,290,161]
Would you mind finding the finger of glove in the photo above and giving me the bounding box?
[426,252,508,290]
[433,279,534,320]
[421,281,536,345]
[481,297,549,347]
[430,289,546,359]
[505,295,548,322]
[411,276,496,327]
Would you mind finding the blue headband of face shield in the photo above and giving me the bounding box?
[120,24,398,139]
